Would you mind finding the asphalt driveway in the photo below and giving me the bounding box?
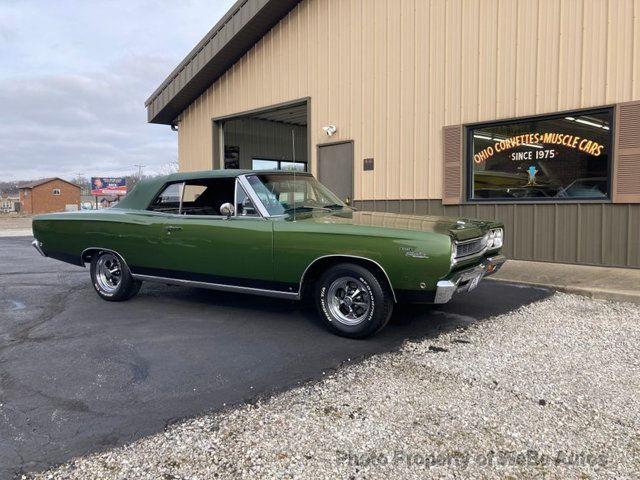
[0,236,551,478]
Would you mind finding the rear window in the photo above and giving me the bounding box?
[149,182,182,213]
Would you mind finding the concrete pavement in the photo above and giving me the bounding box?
[0,216,32,237]
[494,259,640,304]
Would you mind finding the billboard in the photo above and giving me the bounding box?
[91,177,127,196]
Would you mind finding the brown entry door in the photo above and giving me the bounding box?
[317,141,354,205]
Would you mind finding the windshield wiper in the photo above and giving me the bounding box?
[322,203,348,210]
[284,205,331,213]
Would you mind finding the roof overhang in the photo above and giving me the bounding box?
[145,0,302,125]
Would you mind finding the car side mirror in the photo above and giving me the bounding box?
[220,202,234,218]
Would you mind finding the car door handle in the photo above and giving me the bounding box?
[164,225,182,233]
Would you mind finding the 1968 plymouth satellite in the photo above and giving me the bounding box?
[32,170,506,338]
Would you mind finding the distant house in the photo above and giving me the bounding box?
[1,192,20,213]
[18,178,81,214]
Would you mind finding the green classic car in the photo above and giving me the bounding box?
[32,170,506,338]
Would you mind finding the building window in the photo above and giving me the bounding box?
[53,188,61,195]
[252,158,307,172]
[468,108,613,201]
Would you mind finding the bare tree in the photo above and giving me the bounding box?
[155,160,179,176]
[70,175,91,195]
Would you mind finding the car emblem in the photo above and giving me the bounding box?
[400,247,429,259]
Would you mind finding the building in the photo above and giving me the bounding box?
[1,192,20,213]
[19,178,81,214]
[146,0,640,268]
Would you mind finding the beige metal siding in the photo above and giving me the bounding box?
[178,0,640,202]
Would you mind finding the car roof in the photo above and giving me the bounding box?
[114,169,311,211]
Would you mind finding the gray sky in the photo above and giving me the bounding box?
[0,0,235,182]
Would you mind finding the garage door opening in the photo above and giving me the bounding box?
[216,101,308,172]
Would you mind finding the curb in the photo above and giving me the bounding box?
[492,277,640,305]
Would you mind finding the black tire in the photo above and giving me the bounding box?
[315,263,394,338]
[90,250,142,302]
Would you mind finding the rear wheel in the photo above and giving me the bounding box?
[315,263,393,338]
[90,251,141,301]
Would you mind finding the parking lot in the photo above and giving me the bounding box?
[0,236,553,478]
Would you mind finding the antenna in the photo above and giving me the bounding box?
[291,129,296,222]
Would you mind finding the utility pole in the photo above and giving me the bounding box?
[75,172,85,192]
[132,164,146,179]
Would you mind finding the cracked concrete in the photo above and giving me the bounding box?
[0,236,551,478]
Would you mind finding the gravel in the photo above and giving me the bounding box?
[27,293,640,479]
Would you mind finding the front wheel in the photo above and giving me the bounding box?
[90,251,141,301]
[315,263,394,338]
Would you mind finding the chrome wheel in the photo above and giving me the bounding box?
[326,276,372,326]
[95,253,122,294]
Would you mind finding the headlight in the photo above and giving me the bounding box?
[489,228,503,249]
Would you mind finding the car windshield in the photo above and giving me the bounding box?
[245,173,346,216]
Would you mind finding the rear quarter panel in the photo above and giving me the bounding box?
[32,210,165,268]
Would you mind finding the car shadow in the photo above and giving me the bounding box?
[142,278,552,347]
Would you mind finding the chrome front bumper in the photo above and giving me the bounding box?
[434,255,507,304]
[32,239,46,257]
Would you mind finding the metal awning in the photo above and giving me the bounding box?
[145,0,302,125]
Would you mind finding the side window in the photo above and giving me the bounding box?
[236,186,258,216]
[149,182,182,213]
[180,178,235,216]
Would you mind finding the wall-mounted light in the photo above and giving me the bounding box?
[322,125,337,136]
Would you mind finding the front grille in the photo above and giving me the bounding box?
[454,236,487,260]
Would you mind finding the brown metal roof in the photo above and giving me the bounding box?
[145,0,302,125]
[19,178,80,189]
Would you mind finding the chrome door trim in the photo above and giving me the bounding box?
[131,273,299,300]
[298,254,397,303]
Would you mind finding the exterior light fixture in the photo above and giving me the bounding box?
[322,125,337,136]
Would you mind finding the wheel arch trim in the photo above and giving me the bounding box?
[299,254,397,303]
[81,247,130,271]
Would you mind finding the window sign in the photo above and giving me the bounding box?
[468,109,612,200]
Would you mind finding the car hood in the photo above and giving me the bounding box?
[290,209,496,241]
